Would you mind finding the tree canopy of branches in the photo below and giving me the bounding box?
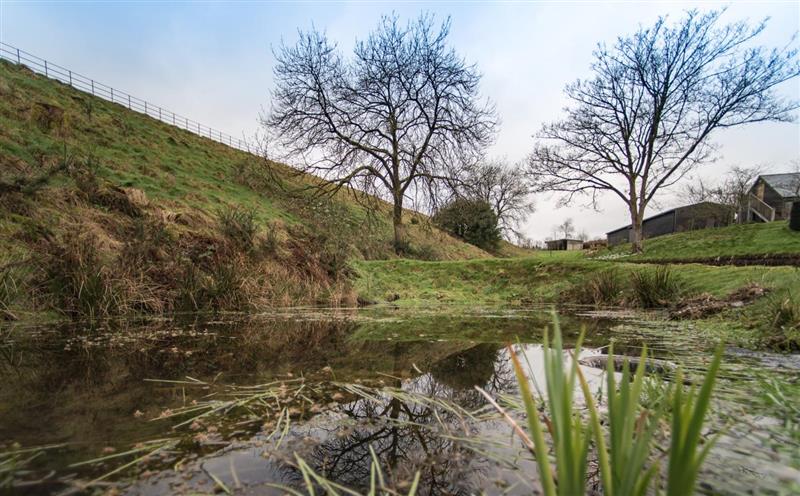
[681,165,764,223]
[433,198,501,252]
[458,160,534,240]
[265,14,497,251]
[527,9,799,252]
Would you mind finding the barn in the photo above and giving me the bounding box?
[606,202,733,247]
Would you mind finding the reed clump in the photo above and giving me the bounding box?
[41,231,124,319]
[484,316,722,496]
[764,291,799,351]
[570,269,624,306]
[217,205,258,251]
[630,265,686,308]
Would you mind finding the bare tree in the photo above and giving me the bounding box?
[265,14,497,251]
[682,165,765,223]
[527,10,799,252]
[555,217,576,239]
[459,159,535,239]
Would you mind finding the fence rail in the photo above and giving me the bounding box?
[0,42,253,153]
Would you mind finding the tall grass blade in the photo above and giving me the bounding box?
[508,345,557,496]
[666,346,723,496]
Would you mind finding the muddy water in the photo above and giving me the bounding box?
[1,306,798,494]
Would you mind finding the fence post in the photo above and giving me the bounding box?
[68,70,72,86]
[185,117,188,129]
[144,101,147,114]
[128,95,131,109]
[172,113,175,125]
[44,60,48,77]
[159,108,162,120]
[91,80,95,95]
[110,87,114,102]
[16,48,20,64]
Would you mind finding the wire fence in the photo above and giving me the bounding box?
[0,42,254,153]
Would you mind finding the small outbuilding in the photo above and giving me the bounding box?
[546,238,584,251]
[606,201,732,247]
[747,173,800,222]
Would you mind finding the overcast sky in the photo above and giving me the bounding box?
[2,1,799,241]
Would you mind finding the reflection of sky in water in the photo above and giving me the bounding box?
[1,307,798,494]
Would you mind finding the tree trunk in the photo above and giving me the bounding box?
[392,199,405,253]
[629,209,644,253]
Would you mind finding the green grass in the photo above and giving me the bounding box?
[0,59,486,264]
[598,221,799,261]
[354,253,597,305]
[355,255,800,349]
[355,253,799,304]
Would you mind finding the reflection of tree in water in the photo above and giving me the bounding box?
[429,343,516,409]
[289,343,516,494]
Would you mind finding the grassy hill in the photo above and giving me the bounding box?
[0,60,489,319]
[595,221,800,262]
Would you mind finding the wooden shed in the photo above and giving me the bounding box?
[747,173,800,222]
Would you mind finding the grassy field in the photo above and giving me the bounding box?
[355,252,798,305]
[0,59,494,318]
[355,251,799,348]
[596,221,799,261]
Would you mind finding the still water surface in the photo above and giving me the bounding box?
[1,306,798,494]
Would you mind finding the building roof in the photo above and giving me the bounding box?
[546,238,583,243]
[759,173,800,199]
[605,201,726,235]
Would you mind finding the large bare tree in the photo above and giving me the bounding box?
[527,10,799,252]
[459,159,534,240]
[264,14,497,250]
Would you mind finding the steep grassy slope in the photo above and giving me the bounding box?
[596,221,800,261]
[0,60,487,318]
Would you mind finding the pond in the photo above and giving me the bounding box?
[1,306,798,494]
